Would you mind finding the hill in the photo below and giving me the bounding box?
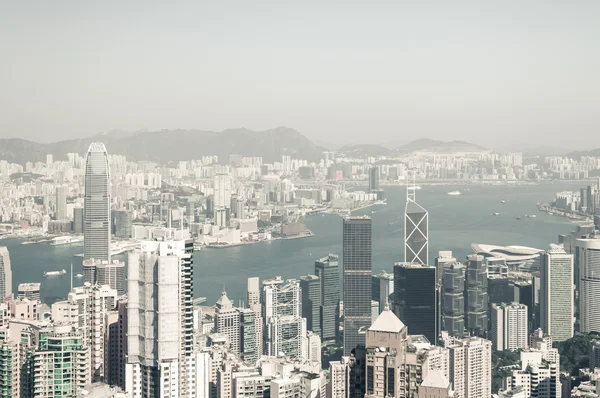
[337,144,393,157]
[0,126,326,163]
[567,148,600,159]
[398,139,487,153]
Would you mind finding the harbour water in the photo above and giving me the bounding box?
[1,182,585,305]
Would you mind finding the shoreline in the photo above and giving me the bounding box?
[201,229,314,249]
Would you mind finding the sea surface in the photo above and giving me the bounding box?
[0,182,586,306]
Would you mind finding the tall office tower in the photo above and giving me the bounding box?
[393,262,437,343]
[442,262,465,337]
[214,173,232,227]
[52,283,118,381]
[0,247,12,300]
[372,270,394,314]
[262,277,307,359]
[112,210,132,238]
[238,308,258,364]
[446,337,492,398]
[127,239,197,398]
[435,251,456,286]
[17,282,41,302]
[465,254,488,337]
[73,207,84,233]
[405,187,428,265]
[186,201,195,225]
[575,239,600,334]
[329,357,353,398]
[540,245,574,342]
[235,198,245,220]
[342,216,372,355]
[247,277,263,357]
[33,324,90,397]
[96,259,127,296]
[368,166,380,192]
[214,291,240,355]
[55,185,68,220]
[84,142,111,261]
[300,275,321,336]
[314,253,340,343]
[490,303,528,351]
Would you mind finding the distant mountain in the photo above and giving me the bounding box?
[337,144,393,157]
[567,148,600,159]
[0,126,326,163]
[398,139,487,153]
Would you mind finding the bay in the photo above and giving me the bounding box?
[1,182,584,306]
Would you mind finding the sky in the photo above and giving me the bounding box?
[1,1,599,150]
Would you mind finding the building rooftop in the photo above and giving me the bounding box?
[420,368,450,389]
[368,303,406,334]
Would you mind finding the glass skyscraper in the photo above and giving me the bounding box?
[0,247,11,300]
[343,216,372,355]
[315,253,340,343]
[404,200,428,265]
[465,254,488,337]
[84,142,111,262]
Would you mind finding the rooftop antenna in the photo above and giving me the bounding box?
[406,169,416,203]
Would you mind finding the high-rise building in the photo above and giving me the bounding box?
[368,166,380,192]
[314,253,340,343]
[503,350,560,398]
[238,308,258,364]
[17,282,40,302]
[214,173,232,227]
[84,142,111,261]
[540,245,574,342]
[73,207,84,233]
[465,254,488,337]
[490,303,528,351]
[442,262,465,338]
[126,239,198,398]
[393,262,437,343]
[590,339,600,370]
[445,336,492,398]
[372,270,394,314]
[262,277,307,359]
[82,258,126,296]
[435,251,456,286]
[112,210,132,238]
[574,239,600,334]
[33,324,90,397]
[247,277,263,357]
[55,185,68,220]
[214,291,240,355]
[0,247,12,300]
[342,216,372,355]
[405,189,428,265]
[300,274,321,336]
[329,357,352,398]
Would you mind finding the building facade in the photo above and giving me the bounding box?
[540,245,574,342]
[314,254,340,344]
[84,142,111,262]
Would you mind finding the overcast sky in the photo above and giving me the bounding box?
[1,1,598,149]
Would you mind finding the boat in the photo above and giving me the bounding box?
[50,236,83,246]
[501,200,506,203]
[414,186,422,190]
[526,214,537,218]
[447,191,461,196]
[491,212,500,216]
[515,216,522,220]
[44,269,67,277]
[75,274,83,278]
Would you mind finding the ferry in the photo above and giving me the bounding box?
[50,236,83,246]
[44,269,67,277]
[515,216,522,220]
[491,212,500,216]
[447,191,461,196]
[75,274,83,279]
[501,200,506,203]
[526,214,537,218]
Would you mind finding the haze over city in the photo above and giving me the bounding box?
[1,1,599,150]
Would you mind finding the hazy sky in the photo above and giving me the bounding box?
[1,1,599,149]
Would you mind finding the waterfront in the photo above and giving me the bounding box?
[1,182,587,305]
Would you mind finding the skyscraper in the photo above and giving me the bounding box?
[441,262,465,338]
[0,247,12,300]
[300,274,321,336]
[393,262,437,343]
[314,253,340,343]
[55,185,68,220]
[540,244,574,342]
[405,188,428,265]
[214,291,240,355]
[446,337,492,398]
[435,251,456,286]
[262,277,307,359]
[343,216,372,355]
[126,239,197,398]
[214,173,232,227]
[247,277,263,357]
[574,238,600,334]
[465,254,488,337]
[84,142,111,261]
[490,303,528,351]
[372,270,394,314]
[368,166,380,192]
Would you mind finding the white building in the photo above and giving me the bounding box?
[446,336,492,398]
[575,239,600,334]
[0,246,12,300]
[491,303,528,351]
[503,351,560,398]
[540,245,574,342]
[214,291,240,355]
[328,357,352,398]
[84,142,111,261]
